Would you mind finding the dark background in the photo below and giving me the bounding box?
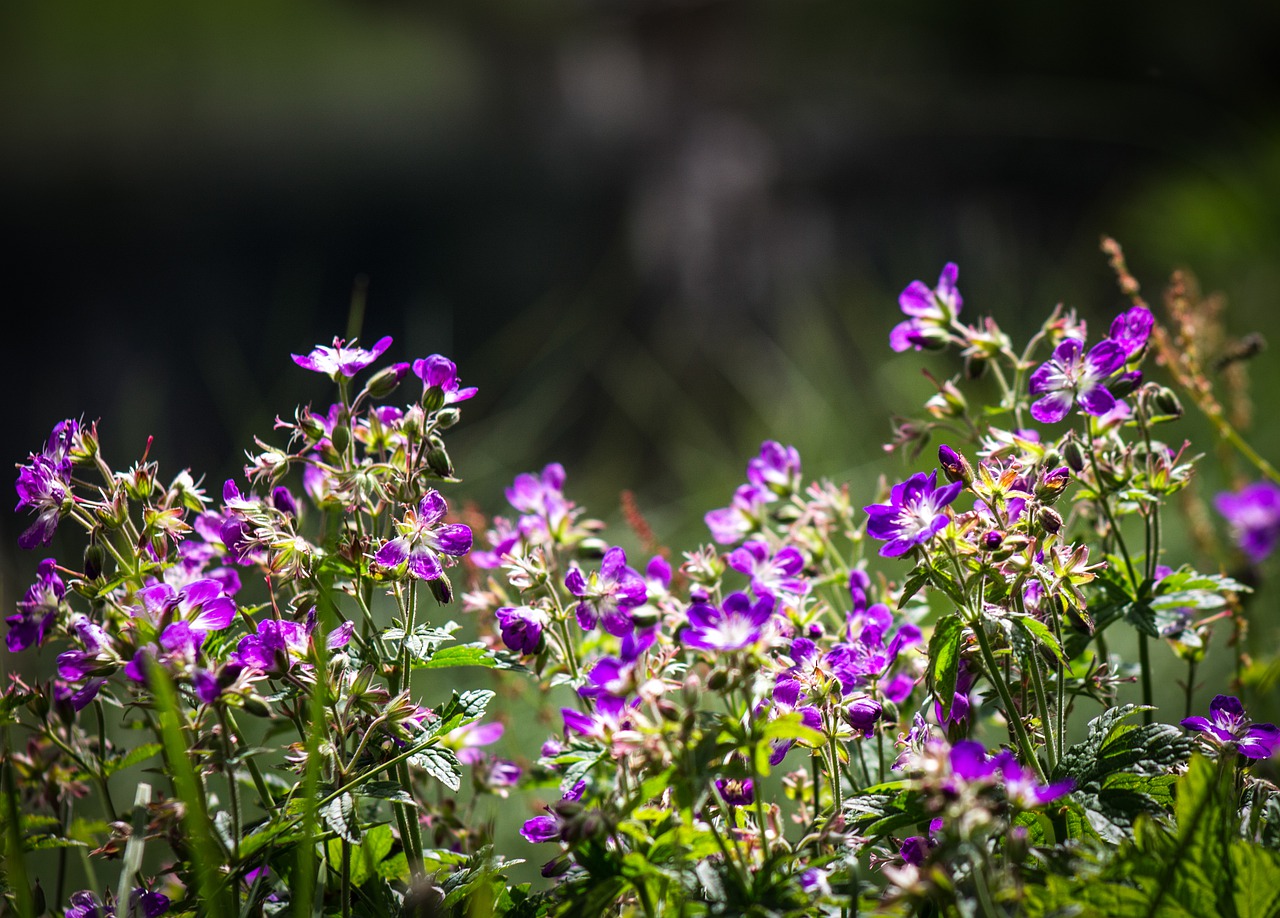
[6,0,1280,704]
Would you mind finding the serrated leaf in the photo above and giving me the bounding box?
[411,746,462,792]
[355,781,419,807]
[321,792,362,844]
[23,835,89,852]
[1012,614,1067,663]
[897,566,931,609]
[928,613,964,722]
[101,742,163,778]
[418,643,498,670]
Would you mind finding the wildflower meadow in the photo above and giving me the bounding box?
[4,240,1280,917]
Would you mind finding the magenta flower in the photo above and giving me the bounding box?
[727,540,808,604]
[1108,305,1154,359]
[565,546,647,634]
[291,335,393,378]
[714,777,754,806]
[682,591,775,652]
[864,470,962,558]
[1027,338,1126,424]
[494,605,547,655]
[890,262,962,352]
[947,741,1073,807]
[132,579,236,635]
[374,490,472,581]
[520,779,587,844]
[66,889,169,918]
[704,483,773,545]
[1182,694,1280,760]
[443,720,504,765]
[505,463,575,544]
[14,419,79,549]
[1214,481,1280,563]
[412,354,478,405]
[6,558,64,652]
[746,440,803,495]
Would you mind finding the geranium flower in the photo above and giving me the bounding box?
[412,354,477,405]
[1182,694,1280,760]
[374,490,472,581]
[1214,480,1280,563]
[6,558,64,652]
[494,605,547,655]
[565,546,647,634]
[727,540,808,605]
[890,262,962,352]
[681,591,775,651]
[704,483,773,545]
[1027,338,1126,424]
[14,419,79,550]
[291,335,392,378]
[864,470,962,558]
[1108,305,1154,359]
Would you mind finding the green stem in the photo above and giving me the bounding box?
[972,620,1047,784]
[1027,646,1057,773]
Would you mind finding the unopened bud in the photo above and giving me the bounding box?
[964,354,989,380]
[366,362,409,399]
[1110,370,1142,399]
[938,444,973,486]
[426,446,453,479]
[1036,507,1064,535]
[436,408,461,429]
[83,542,107,581]
[707,669,730,692]
[428,573,454,605]
[241,695,272,718]
[981,530,1004,552]
[1061,438,1085,474]
[330,424,350,455]
[1149,385,1184,421]
[1035,467,1070,504]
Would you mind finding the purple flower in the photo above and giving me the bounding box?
[727,540,808,604]
[1108,305,1154,359]
[946,741,1073,806]
[704,483,773,545]
[846,694,884,732]
[291,335,393,378]
[65,889,169,918]
[747,441,803,495]
[1182,694,1280,760]
[132,579,236,635]
[864,470,963,558]
[505,463,577,544]
[494,605,547,655]
[6,558,65,651]
[715,777,754,806]
[682,591,774,652]
[443,720,504,765]
[1027,338,1126,424]
[520,779,587,844]
[14,420,79,549]
[412,354,478,405]
[232,619,308,675]
[1214,481,1280,563]
[890,262,961,352]
[564,546,647,634]
[374,490,472,581]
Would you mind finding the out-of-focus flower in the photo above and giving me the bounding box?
[747,441,803,495]
[682,591,774,651]
[494,605,547,655]
[1214,480,1280,563]
[726,540,808,605]
[1108,305,1154,359]
[705,483,773,545]
[1182,694,1280,760]
[6,558,65,652]
[520,779,587,844]
[890,262,961,352]
[565,546,647,634]
[714,777,754,806]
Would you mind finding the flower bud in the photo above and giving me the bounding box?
[366,362,409,399]
[241,695,272,718]
[428,574,454,605]
[426,446,454,479]
[630,606,660,630]
[83,542,107,581]
[707,669,730,692]
[1110,370,1142,399]
[436,408,461,429]
[1036,506,1064,535]
[938,444,973,486]
[1061,438,1085,474]
[1035,467,1070,504]
[1146,385,1184,422]
[980,530,1004,552]
[846,695,883,732]
[964,353,988,380]
[330,423,350,456]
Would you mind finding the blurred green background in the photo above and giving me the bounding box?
[4,0,1280,881]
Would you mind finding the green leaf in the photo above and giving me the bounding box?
[321,791,362,844]
[928,613,964,722]
[355,781,418,807]
[411,746,462,792]
[1012,614,1067,663]
[102,742,163,777]
[1232,839,1280,918]
[418,643,499,669]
